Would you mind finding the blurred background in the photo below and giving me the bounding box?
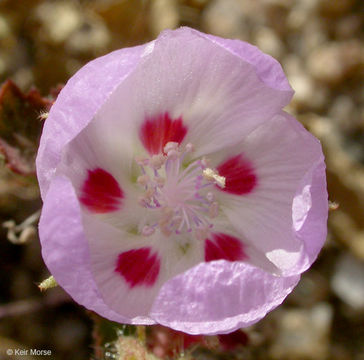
[0,0,363,359]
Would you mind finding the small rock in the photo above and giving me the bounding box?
[287,271,329,307]
[318,0,356,16]
[328,96,357,132]
[254,27,285,59]
[307,44,345,83]
[270,303,333,360]
[34,2,83,44]
[284,55,328,110]
[0,15,10,40]
[300,18,328,55]
[66,17,110,55]
[149,0,179,37]
[331,253,364,311]
[307,42,361,84]
[335,14,363,39]
[202,0,249,39]
[52,318,88,350]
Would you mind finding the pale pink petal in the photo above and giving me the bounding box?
[79,168,123,213]
[212,112,327,275]
[216,154,257,195]
[36,43,148,199]
[204,232,247,262]
[84,213,205,320]
[203,221,280,275]
[57,121,147,232]
[39,175,155,325]
[86,27,293,159]
[291,160,328,272]
[151,261,300,335]
[140,112,187,155]
[115,247,161,288]
[202,32,292,92]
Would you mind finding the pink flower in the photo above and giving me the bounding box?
[36,27,328,335]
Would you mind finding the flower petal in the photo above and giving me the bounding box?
[214,112,327,275]
[202,32,292,92]
[36,43,148,199]
[139,112,187,154]
[58,121,146,232]
[85,27,293,160]
[291,160,328,272]
[80,168,123,213]
[205,232,247,262]
[85,214,205,319]
[151,261,300,335]
[115,247,160,288]
[38,175,155,325]
[216,155,257,195]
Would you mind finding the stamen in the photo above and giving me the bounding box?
[163,141,179,154]
[137,174,150,186]
[142,225,155,236]
[150,154,165,169]
[194,227,210,241]
[203,168,226,188]
[135,143,222,239]
[185,143,194,153]
[206,192,215,202]
[208,202,219,218]
[135,156,149,166]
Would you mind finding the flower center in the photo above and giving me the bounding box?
[136,142,225,239]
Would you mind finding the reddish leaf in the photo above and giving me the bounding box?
[147,325,204,358]
[0,80,56,175]
[217,330,249,351]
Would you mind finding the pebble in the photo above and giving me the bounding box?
[34,2,83,44]
[331,253,364,311]
[270,303,333,359]
[150,0,179,37]
[66,17,111,55]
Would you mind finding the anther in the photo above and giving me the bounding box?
[150,154,165,169]
[159,219,173,236]
[135,156,149,166]
[154,177,165,186]
[206,192,215,202]
[142,225,155,236]
[137,174,150,186]
[135,142,222,239]
[164,142,179,154]
[208,202,219,218]
[194,227,210,241]
[185,143,194,153]
[200,157,211,168]
[203,168,226,188]
[166,149,179,159]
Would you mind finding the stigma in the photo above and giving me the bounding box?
[135,142,225,239]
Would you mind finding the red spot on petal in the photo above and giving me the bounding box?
[139,112,187,154]
[80,168,123,213]
[218,330,249,351]
[115,247,160,288]
[205,233,247,262]
[217,154,257,195]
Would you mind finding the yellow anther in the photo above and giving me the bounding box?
[38,275,58,291]
[137,174,150,186]
[203,168,226,188]
[150,154,165,169]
